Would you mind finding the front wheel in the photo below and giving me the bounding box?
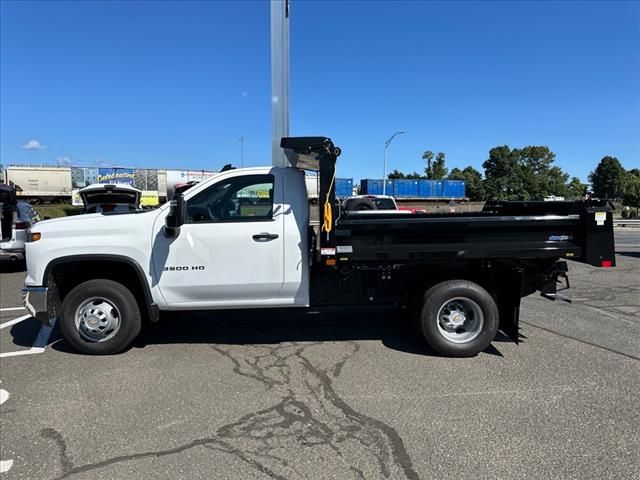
[60,279,142,355]
[418,280,499,357]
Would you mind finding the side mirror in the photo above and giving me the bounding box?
[164,192,186,238]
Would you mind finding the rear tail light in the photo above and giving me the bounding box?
[600,260,612,268]
[15,221,29,229]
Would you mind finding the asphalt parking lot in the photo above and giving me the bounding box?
[1,230,638,480]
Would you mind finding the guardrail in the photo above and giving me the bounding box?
[614,219,640,226]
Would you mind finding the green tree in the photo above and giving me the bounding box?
[482,145,572,200]
[623,168,640,216]
[517,146,565,199]
[406,171,424,179]
[387,169,406,179]
[482,145,523,200]
[567,177,587,199]
[545,166,570,198]
[423,151,447,179]
[448,166,486,201]
[589,156,626,199]
[422,151,434,178]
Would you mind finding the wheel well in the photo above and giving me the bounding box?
[406,263,523,342]
[48,260,151,320]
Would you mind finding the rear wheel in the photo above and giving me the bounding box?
[60,279,142,355]
[417,280,499,357]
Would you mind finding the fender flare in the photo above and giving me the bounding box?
[43,254,159,322]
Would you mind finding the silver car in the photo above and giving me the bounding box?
[1,185,41,262]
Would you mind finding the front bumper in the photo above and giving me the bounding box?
[22,286,53,326]
[0,248,25,261]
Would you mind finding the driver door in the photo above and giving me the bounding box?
[152,171,285,308]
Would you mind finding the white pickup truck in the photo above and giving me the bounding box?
[23,137,616,357]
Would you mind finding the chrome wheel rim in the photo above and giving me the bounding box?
[436,297,484,344]
[74,297,121,342]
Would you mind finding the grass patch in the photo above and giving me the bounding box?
[36,204,83,219]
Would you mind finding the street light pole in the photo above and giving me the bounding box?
[383,131,405,195]
[239,136,244,168]
[271,0,290,167]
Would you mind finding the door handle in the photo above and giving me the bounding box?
[253,233,279,241]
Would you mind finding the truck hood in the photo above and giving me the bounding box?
[33,208,160,235]
[24,204,166,288]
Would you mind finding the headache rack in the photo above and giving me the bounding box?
[280,137,342,264]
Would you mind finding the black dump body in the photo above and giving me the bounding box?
[282,136,616,344]
[334,200,615,268]
[279,136,615,271]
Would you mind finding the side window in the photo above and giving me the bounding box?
[186,174,274,223]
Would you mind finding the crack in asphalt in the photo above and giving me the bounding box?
[522,321,640,361]
[40,428,73,475]
[45,333,420,479]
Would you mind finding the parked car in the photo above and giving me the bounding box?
[1,184,41,262]
[79,184,141,213]
[342,195,400,211]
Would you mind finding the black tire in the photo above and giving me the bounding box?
[418,280,499,357]
[60,279,142,355]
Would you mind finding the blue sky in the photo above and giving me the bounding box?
[1,0,638,182]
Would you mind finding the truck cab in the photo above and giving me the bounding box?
[150,166,310,309]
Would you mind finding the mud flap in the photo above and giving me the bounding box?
[497,268,524,344]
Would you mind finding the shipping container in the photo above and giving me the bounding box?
[393,179,420,198]
[418,179,435,198]
[360,179,383,195]
[361,178,465,199]
[6,166,72,199]
[442,180,466,199]
[335,178,353,198]
[433,180,444,198]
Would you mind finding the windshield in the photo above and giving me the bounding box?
[372,198,396,209]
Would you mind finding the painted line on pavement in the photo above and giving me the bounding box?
[0,307,24,312]
[0,348,45,358]
[0,382,13,473]
[0,319,56,359]
[0,314,32,330]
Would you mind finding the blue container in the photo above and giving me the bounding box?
[385,180,393,195]
[442,180,466,198]
[418,180,436,198]
[335,178,353,198]
[418,180,444,198]
[361,179,383,195]
[433,181,444,198]
[392,179,419,198]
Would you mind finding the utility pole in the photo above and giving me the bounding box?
[383,131,405,195]
[239,136,244,168]
[271,0,290,167]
